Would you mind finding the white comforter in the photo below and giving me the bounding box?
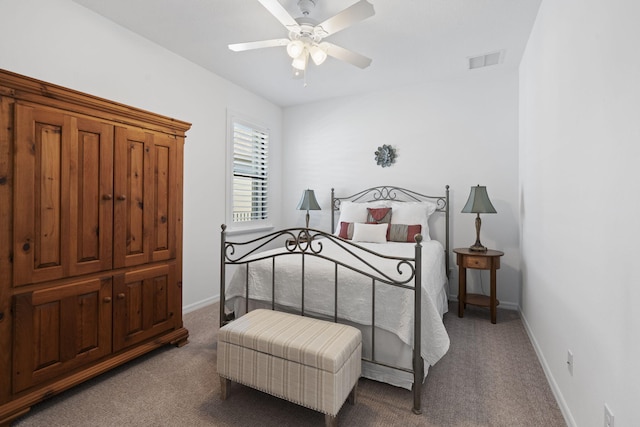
[225,238,450,367]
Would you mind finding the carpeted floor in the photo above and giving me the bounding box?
[13,302,566,426]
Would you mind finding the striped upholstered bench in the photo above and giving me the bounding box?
[217,309,362,426]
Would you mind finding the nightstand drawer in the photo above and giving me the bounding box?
[461,255,491,269]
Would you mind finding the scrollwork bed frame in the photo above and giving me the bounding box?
[220,185,449,415]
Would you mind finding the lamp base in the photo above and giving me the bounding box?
[469,214,488,251]
[468,243,488,252]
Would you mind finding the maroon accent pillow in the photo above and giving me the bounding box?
[338,222,355,239]
[388,224,422,242]
[366,207,392,224]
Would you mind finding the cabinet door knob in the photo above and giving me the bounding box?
[103,297,112,303]
[117,293,125,299]
[117,195,127,201]
[102,194,113,200]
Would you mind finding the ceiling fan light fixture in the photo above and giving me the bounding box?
[286,40,305,59]
[229,0,375,74]
[291,50,309,70]
[309,43,328,65]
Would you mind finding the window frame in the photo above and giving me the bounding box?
[225,111,272,234]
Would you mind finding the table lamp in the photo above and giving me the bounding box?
[461,185,496,252]
[297,189,321,228]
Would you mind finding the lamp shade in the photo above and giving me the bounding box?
[461,185,496,214]
[297,189,321,211]
[309,43,328,65]
[287,40,305,59]
[291,51,308,71]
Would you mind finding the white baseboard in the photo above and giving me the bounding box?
[519,308,576,427]
[447,295,519,311]
[183,296,219,314]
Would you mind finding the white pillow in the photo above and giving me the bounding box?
[334,200,390,234]
[352,223,388,243]
[336,201,367,224]
[389,201,437,241]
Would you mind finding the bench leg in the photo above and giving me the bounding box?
[220,377,231,400]
[325,414,337,427]
[348,382,358,405]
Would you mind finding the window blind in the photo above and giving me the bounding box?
[232,121,269,223]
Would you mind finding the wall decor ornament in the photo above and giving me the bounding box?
[375,144,396,167]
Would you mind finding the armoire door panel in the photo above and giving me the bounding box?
[152,133,178,261]
[13,104,70,286]
[14,105,115,286]
[12,277,112,393]
[35,121,63,267]
[154,145,170,252]
[32,299,61,371]
[113,264,177,352]
[114,126,153,268]
[68,117,114,276]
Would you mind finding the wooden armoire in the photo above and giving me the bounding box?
[0,69,190,425]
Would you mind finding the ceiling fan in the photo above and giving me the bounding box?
[228,0,375,75]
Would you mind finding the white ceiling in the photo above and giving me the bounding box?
[71,0,541,107]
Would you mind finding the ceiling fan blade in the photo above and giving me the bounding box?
[257,0,300,31]
[324,42,372,69]
[316,0,375,37]
[228,38,289,52]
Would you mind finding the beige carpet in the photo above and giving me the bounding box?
[13,302,566,426]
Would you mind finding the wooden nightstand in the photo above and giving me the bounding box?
[454,248,504,324]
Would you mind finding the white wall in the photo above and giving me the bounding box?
[519,0,640,425]
[282,68,522,306]
[0,0,284,311]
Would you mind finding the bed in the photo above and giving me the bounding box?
[219,186,450,414]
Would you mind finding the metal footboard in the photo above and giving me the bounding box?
[220,226,424,413]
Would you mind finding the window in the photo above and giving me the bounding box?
[227,114,270,229]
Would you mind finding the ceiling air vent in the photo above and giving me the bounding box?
[468,51,504,70]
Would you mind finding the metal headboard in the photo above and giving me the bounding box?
[331,185,450,276]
